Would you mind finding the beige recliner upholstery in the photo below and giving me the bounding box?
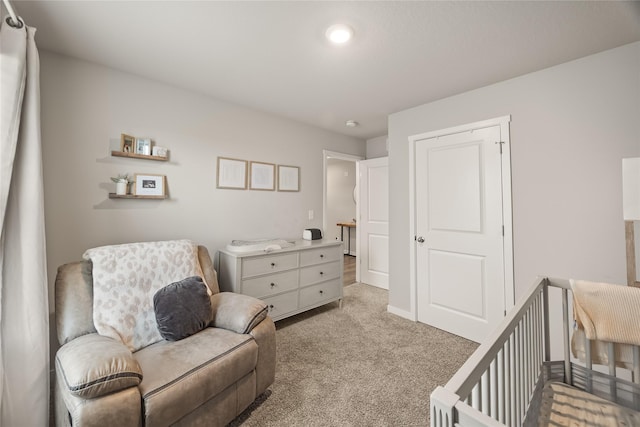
[54,245,276,427]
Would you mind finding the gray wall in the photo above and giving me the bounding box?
[366,135,388,159]
[40,51,365,314]
[326,159,357,253]
[388,41,640,315]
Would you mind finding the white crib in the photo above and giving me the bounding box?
[430,277,640,426]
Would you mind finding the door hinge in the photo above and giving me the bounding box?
[502,225,504,236]
[495,141,504,154]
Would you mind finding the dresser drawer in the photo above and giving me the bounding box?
[299,280,341,308]
[242,253,298,278]
[263,291,298,319]
[299,246,342,267]
[242,270,298,299]
[299,261,341,286]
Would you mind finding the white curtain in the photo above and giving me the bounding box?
[0,15,49,427]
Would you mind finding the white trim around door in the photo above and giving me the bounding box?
[322,150,364,264]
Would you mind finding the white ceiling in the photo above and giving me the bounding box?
[10,1,640,140]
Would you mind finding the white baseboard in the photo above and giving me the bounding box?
[387,304,415,321]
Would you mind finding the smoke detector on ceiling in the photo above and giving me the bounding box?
[345,120,359,128]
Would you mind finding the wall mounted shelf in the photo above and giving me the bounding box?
[108,193,167,200]
[111,151,168,162]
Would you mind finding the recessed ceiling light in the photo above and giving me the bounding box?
[345,120,359,128]
[326,24,354,44]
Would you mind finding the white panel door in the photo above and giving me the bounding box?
[415,126,504,343]
[358,157,389,289]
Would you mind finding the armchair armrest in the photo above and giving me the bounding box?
[210,292,269,334]
[55,333,142,399]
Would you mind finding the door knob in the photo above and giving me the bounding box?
[416,236,425,243]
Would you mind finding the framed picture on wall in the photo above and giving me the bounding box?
[277,165,300,192]
[217,157,247,189]
[120,134,135,153]
[250,161,275,191]
[133,174,166,197]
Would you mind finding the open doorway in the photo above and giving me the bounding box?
[323,150,363,286]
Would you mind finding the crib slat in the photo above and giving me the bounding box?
[634,346,640,410]
[508,333,515,426]
[512,325,516,426]
[607,342,615,376]
[481,370,489,415]
[490,358,498,419]
[533,294,541,383]
[529,310,535,398]
[516,322,523,426]
[543,284,551,362]
[531,296,538,382]
[516,322,523,425]
[530,301,538,395]
[472,381,481,411]
[633,346,640,384]
[505,338,513,426]
[524,315,530,423]
[497,348,505,424]
[523,312,530,406]
[585,337,593,393]
[538,291,544,366]
[607,342,617,399]
[523,314,529,421]
[526,309,533,400]
[561,288,571,385]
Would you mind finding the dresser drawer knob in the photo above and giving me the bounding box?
[270,283,275,288]
[270,262,276,267]
[319,290,324,294]
[319,271,324,275]
[269,304,274,311]
[320,254,324,258]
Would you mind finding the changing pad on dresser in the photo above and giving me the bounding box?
[225,238,294,253]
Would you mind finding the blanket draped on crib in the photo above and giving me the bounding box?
[83,240,207,352]
[571,279,640,369]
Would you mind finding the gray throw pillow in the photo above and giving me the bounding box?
[153,276,212,341]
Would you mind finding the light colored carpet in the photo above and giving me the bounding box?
[230,283,478,426]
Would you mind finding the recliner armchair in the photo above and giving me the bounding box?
[54,244,276,426]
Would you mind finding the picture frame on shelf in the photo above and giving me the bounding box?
[135,138,152,156]
[277,165,300,192]
[133,174,166,197]
[250,161,275,191]
[120,134,135,153]
[216,157,247,190]
[152,146,168,158]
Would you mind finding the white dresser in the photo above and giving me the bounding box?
[216,240,343,321]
